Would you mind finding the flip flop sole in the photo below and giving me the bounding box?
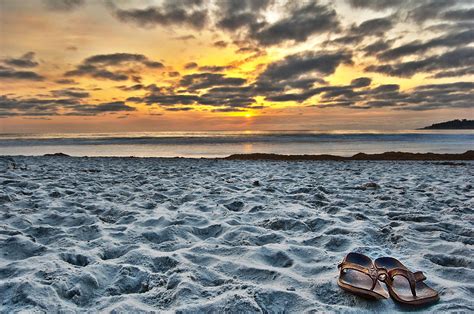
[337,280,387,300]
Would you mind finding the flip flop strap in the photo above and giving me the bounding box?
[388,268,425,297]
[338,261,380,291]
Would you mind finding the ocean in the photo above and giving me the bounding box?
[0,130,472,158]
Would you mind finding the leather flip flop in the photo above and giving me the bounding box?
[374,257,439,306]
[337,252,389,299]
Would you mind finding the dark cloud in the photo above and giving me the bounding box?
[259,50,352,81]
[443,8,474,20]
[378,29,474,61]
[235,47,260,54]
[215,0,272,30]
[65,64,129,81]
[362,40,393,56]
[50,88,90,98]
[55,79,78,85]
[0,95,135,117]
[351,77,372,88]
[366,47,474,77]
[251,2,340,46]
[168,71,180,77]
[217,12,261,30]
[83,53,164,68]
[115,1,208,30]
[352,17,394,35]
[0,95,78,117]
[184,62,198,70]
[68,101,136,115]
[64,53,163,81]
[172,35,196,40]
[179,72,246,90]
[116,84,145,91]
[408,0,452,23]
[347,0,403,10]
[165,106,194,111]
[2,52,39,68]
[314,81,473,111]
[197,65,234,72]
[216,0,272,16]
[0,68,44,81]
[328,17,394,46]
[431,66,474,78]
[213,40,228,48]
[43,0,85,11]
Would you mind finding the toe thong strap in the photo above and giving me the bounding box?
[388,268,424,297]
[338,261,378,291]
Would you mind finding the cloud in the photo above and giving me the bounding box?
[115,2,208,30]
[362,39,394,56]
[168,71,180,77]
[43,0,85,11]
[50,88,90,98]
[83,53,164,68]
[377,29,474,61]
[179,72,247,91]
[197,65,234,72]
[327,16,394,45]
[67,101,136,115]
[366,47,474,77]
[184,62,198,70]
[443,8,474,20]
[262,72,473,112]
[164,106,194,111]
[172,35,196,40]
[258,50,352,81]
[316,81,474,111]
[213,40,228,48]
[64,53,164,81]
[407,0,452,23]
[0,95,77,117]
[430,66,474,78]
[55,79,78,84]
[65,64,129,81]
[2,52,39,68]
[215,0,272,30]
[116,84,145,91]
[347,0,403,10]
[351,77,372,88]
[250,2,340,46]
[0,68,44,81]
[0,95,136,117]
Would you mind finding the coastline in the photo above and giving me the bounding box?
[2,150,473,161]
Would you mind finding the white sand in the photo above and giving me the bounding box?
[0,156,472,312]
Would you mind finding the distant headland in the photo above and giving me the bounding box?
[420,119,474,129]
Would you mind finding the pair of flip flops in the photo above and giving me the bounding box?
[337,252,439,306]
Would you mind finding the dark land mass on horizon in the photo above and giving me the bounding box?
[30,150,474,161]
[420,119,474,129]
[225,151,474,161]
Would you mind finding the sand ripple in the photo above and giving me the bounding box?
[0,156,473,312]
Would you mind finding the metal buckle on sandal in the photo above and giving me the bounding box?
[378,273,387,281]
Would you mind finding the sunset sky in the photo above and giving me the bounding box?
[0,0,473,133]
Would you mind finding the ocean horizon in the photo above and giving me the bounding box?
[1,130,472,158]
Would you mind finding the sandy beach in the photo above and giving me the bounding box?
[0,156,472,312]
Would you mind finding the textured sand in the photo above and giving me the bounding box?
[0,156,472,312]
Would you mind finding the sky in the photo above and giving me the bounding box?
[0,0,473,133]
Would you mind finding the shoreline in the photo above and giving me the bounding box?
[1,150,473,161]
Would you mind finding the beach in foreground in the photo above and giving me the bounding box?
[0,156,472,312]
